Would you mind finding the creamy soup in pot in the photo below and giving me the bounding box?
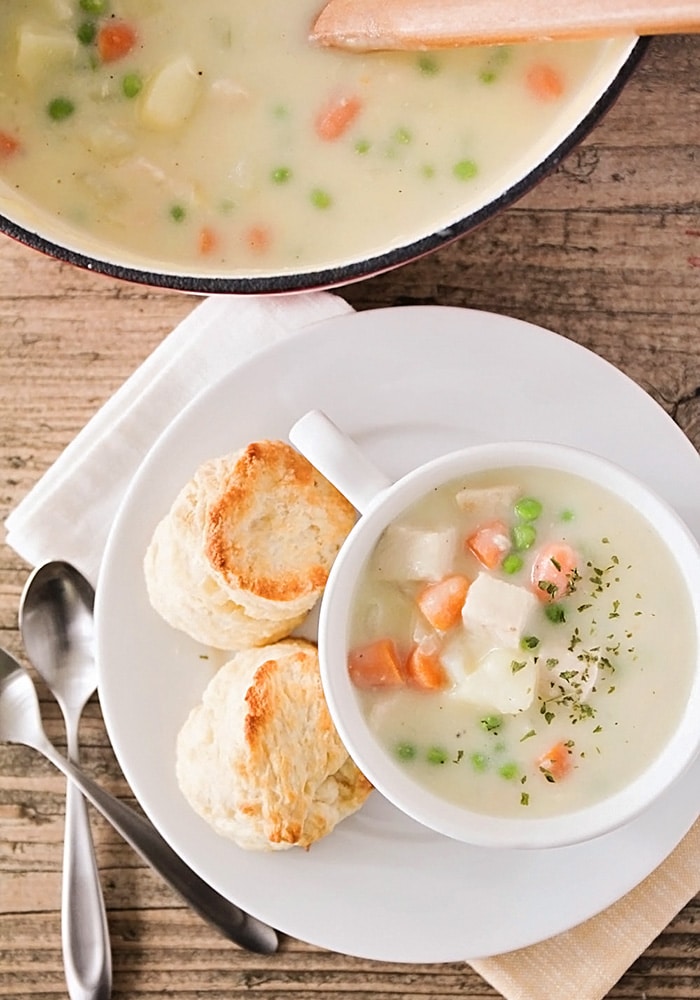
[348,468,696,819]
[0,1,632,275]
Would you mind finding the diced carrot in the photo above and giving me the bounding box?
[526,64,565,101]
[315,95,362,141]
[405,640,449,691]
[198,225,218,255]
[530,541,579,602]
[417,574,470,631]
[466,519,510,570]
[245,224,271,254]
[0,131,21,159]
[97,21,137,63]
[537,741,573,781]
[348,638,404,689]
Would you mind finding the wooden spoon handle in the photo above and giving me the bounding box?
[311,0,700,50]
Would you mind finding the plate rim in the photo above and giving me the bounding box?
[95,304,700,962]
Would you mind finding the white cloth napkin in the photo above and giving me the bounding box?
[4,291,698,1000]
[4,292,352,585]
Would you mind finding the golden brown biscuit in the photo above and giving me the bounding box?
[144,514,305,648]
[144,441,356,649]
[175,640,372,850]
[205,440,356,620]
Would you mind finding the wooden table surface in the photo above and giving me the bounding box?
[1,33,699,1000]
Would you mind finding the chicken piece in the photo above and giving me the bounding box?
[455,483,520,519]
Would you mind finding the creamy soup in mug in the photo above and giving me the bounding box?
[348,468,696,819]
[0,1,632,275]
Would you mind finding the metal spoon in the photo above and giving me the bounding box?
[19,561,111,1000]
[4,611,277,956]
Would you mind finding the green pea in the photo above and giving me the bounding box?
[76,21,96,45]
[418,54,439,75]
[453,158,478,181]
[79,0,108,12]
[512,522,537,551]
[499,762,519,780]
[470,752,488,772]
[480,714,502,733]
[271,166,292,184]
[427,746,448,765]
[395,741,417,761]
[393,126,412,145]
[310,188,332,209]
[502,552,523,575]
[354,139,371,154]
[545,603,567,624]
[515,496,543,522]
[121,73,143,99]
[47,97,75,121]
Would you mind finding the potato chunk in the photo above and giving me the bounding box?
[459,648,537,714]
[16,26,78,85]
[141,55,201,131]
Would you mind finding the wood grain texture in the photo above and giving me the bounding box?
[1,33,699,1000]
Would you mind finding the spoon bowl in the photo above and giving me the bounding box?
[21,561,97,718]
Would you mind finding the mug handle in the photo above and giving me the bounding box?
[289,409,393,513]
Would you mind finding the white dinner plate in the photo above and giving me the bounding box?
[96,306,700,963]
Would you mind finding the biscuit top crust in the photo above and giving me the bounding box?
[175,639,372,850]
[205,440,356,605]
[238,640,372,847]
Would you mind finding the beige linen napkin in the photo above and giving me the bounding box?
[3,292,698,999]
[472,818,700,999]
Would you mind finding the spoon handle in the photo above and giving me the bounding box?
[62,777,113,999]
[40,738,278,955]
[311,0,700,49]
